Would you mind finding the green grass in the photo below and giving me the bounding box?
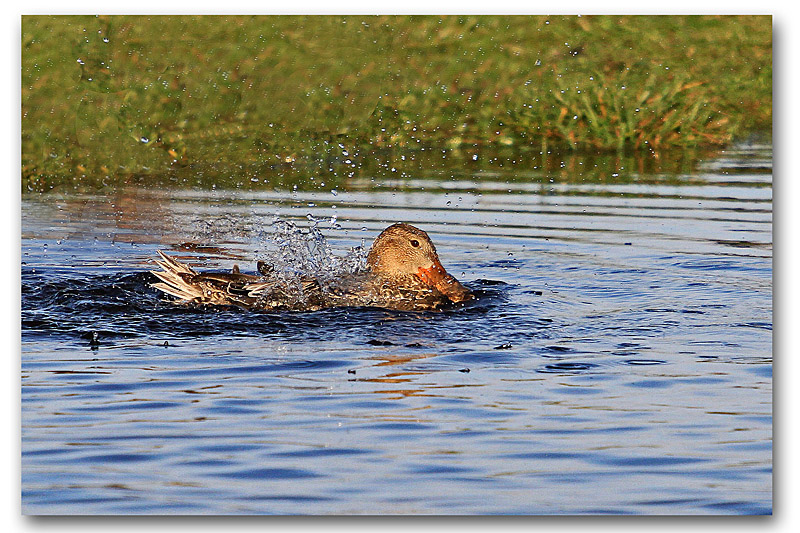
[22,15,772,192]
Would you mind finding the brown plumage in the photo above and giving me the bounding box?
[151,222,473,311]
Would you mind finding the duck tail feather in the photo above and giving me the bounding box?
[150,269,183,287]
[151,281,200,301]
[150,273,202,300]
[150,251,207,301]
[150,264,205,302]
[155,251,196,275]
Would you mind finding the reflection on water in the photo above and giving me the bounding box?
[21,143,771,514]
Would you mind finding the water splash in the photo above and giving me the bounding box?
[251,217,369,307]
[261,217,367,276]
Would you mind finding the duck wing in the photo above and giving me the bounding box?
[151,251,331,310]
[151,251,261,308]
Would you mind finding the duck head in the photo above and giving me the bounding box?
[366,223,473,303]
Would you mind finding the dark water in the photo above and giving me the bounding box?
[21,143,772,514]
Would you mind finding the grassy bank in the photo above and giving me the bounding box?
[22,15,771,192]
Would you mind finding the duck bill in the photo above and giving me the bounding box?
[417,261,473,303]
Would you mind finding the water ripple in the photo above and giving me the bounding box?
[21,143,772,514]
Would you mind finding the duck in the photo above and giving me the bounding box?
[150,222,473,311]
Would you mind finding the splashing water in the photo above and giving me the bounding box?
[249,217,370,307]
[262,216,368,278]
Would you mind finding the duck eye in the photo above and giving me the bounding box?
[410,239,420,248]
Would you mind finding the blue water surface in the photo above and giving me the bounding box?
[21,143,772,515]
